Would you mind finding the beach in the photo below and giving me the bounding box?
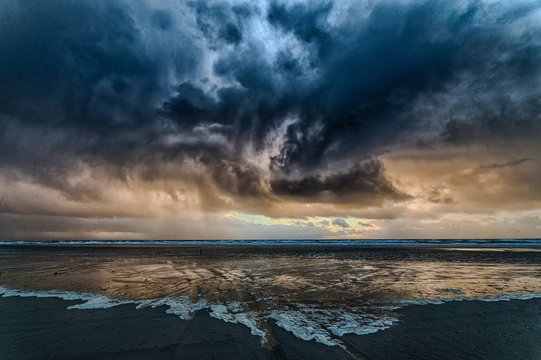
[1,295,539,360]
[0,241,540,359]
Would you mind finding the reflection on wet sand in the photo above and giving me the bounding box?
[1,247,539,302]
[0,246,540,348]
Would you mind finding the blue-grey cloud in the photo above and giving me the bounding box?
[332,218,349,228]
[0,0,539,211]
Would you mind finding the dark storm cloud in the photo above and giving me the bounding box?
[0,0,201,198]
[267,1,333,56]
[163,0,541,174]
[270,159,409,204]
[438,97,541,147]
[191,1,253,46]
[0,0,540,212]
[0,0,197,131]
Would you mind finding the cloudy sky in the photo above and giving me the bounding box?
[0,0,540,240]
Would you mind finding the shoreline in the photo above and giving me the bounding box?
[1,291,540,359]
[1,238,540,252]
[1,283,541,348]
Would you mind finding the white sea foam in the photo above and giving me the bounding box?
[268,306,399,347]
[135,296,208,320]
[0,285,209,320]
[209,303,267,342]
[268,310,339,346]
[0,285,127,309]
[0,285,266,342]
[326,313,397,337]
[67,296,129,309]
[0,284,393,347]
[1,284,540,348]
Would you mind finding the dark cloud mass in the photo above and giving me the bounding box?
[0,0,540,233]
[270,159,408,204]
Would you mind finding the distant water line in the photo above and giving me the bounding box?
[1,238,541,248]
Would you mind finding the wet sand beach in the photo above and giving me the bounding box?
[0,242,540,359]
[1,295,539,360]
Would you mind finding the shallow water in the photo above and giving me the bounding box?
[0,243,540,347]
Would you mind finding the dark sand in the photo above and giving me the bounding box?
[344,299,541,360]
[0,296,539,360]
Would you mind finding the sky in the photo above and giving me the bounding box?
[0,0,540,240]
